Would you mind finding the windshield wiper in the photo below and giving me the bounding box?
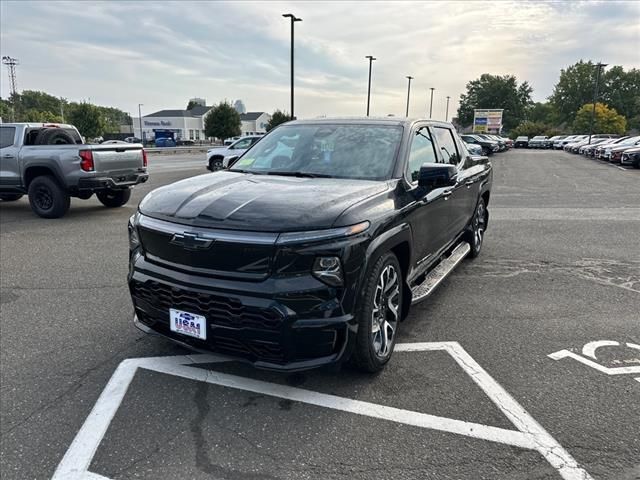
[265,171,333,178]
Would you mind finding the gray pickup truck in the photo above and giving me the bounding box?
[0,123,148,218]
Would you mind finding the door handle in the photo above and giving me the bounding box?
[465,180,474,188]
[442,188,453,199]
[2,154,14,159]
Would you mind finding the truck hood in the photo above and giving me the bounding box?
[139,171,388,232]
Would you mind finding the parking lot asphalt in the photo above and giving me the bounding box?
[1,150,639,480]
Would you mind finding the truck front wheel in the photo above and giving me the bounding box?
[96,188,131,208]
[352,252,403,373]
[27,175,70,218]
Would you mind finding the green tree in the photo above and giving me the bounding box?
[601,66,640,131]
[18,90,65,114]
[526,102,559,125]
[67,102,105,138]
[204,101,241,140]
[265,110,291,131]
[572,103,626,134]
[549,60,603,124]
[22,108,64,123]
[186,100,199,110]
[457,74,532,131]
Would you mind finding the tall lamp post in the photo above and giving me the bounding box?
[405,76,413,117]
[588,62,607,144]
[138,103,144,144]
[283,13,302,120]
[445,96,450,122]
[428,87,435,119]
[365,55,376,116]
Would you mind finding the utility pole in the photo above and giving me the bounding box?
[588,62,607,144]
[405,76,414,117]
[365,55,376,116]
[138,104,144,144]
[445,96,451,122]
[2,56,19,97]
[60,97,65,122]
[282,13,302,120]
[429,87,435,119]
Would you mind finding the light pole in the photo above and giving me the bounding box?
[445,96,450,122]
[283,13,302,119]
[138,103,144,144]
[405,76,413,117]
[588,62,607,144]
[428,87,435,119]
[365,55,376,116]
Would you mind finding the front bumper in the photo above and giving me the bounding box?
[129,257,357,371]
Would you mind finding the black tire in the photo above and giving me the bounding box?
[0,194,23,202]
[96,188,131,208]
[27,175,70,218]
[209,157,223,171]
[34,128,76,145]
[352,252,403,373]
[465,197,487,258]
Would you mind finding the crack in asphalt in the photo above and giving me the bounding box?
[468,258,640,294]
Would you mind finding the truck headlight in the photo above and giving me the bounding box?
[312,256,343,287]
[128,213,140,251]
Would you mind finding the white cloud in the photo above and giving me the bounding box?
[1,0,638,120]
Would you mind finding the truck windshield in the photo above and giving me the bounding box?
[230,124,403,180]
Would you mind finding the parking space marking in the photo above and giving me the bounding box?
[549,341,640,376]
[53,343,592,480]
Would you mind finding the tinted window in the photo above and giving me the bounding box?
[0,127,16,148]
[232,138,253,149]
[407,127,437,183]
[231,124,403,180]
[433,127,460,165]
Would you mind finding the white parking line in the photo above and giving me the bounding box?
[52,344,592,480]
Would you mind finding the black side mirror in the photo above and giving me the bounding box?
[418,164,457,190]
[225,156,239,168]
[469,155,489,165]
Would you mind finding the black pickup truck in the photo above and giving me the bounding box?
[128,118,492,372]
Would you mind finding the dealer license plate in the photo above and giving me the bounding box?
[170,308,207,340]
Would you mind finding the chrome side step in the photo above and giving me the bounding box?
[411,242,471,304]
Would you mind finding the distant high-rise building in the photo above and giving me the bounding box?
[233,99,246,114]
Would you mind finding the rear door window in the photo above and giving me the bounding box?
[0,126,16,148]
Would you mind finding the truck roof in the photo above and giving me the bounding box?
[1,122,77,129]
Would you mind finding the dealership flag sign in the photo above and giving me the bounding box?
[473,109,503,134]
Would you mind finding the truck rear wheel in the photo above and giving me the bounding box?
[0,194,23,202]
[352,252,403,373]
[96,188,131,208]
[27,175,70,218]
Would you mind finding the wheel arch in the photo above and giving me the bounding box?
[23,164,65,189]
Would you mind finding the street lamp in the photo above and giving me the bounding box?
[283,13,302,119]
[445,96,450,122]
[405,76,414,117]
[588,62,607,144]
[138,103,144,144]
[428,87,435,119]
[365,55,376,116]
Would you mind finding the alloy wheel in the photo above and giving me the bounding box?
[371,264,400,359]
[35,185,53,211]
[473,200,486,252]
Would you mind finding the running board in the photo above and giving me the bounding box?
[411,242,471,304]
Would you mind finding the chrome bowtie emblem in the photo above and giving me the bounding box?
[170,232,214,251]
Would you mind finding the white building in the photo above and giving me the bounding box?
[132,107,270,141]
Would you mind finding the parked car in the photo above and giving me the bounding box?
[608,136,640,163]
[595,136,629,158]
[542,135,565,148]
[578,138,608,155]
[563,136,589,152]
[0,123,148,218]
[482,135,507,151]
[464,142,483,155]
[125,137,141,143]
[128,118,492,372]
[514,136,529,148]
[557,135,584,149]
[528,135,548,148]
[206,135,262,171]
[582,138,616,157]
[620,145,640,168]
[155,137,177,148]
[459,134,499,155]
[498,136,513,148]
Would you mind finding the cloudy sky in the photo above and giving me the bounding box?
[1,1,638,120]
